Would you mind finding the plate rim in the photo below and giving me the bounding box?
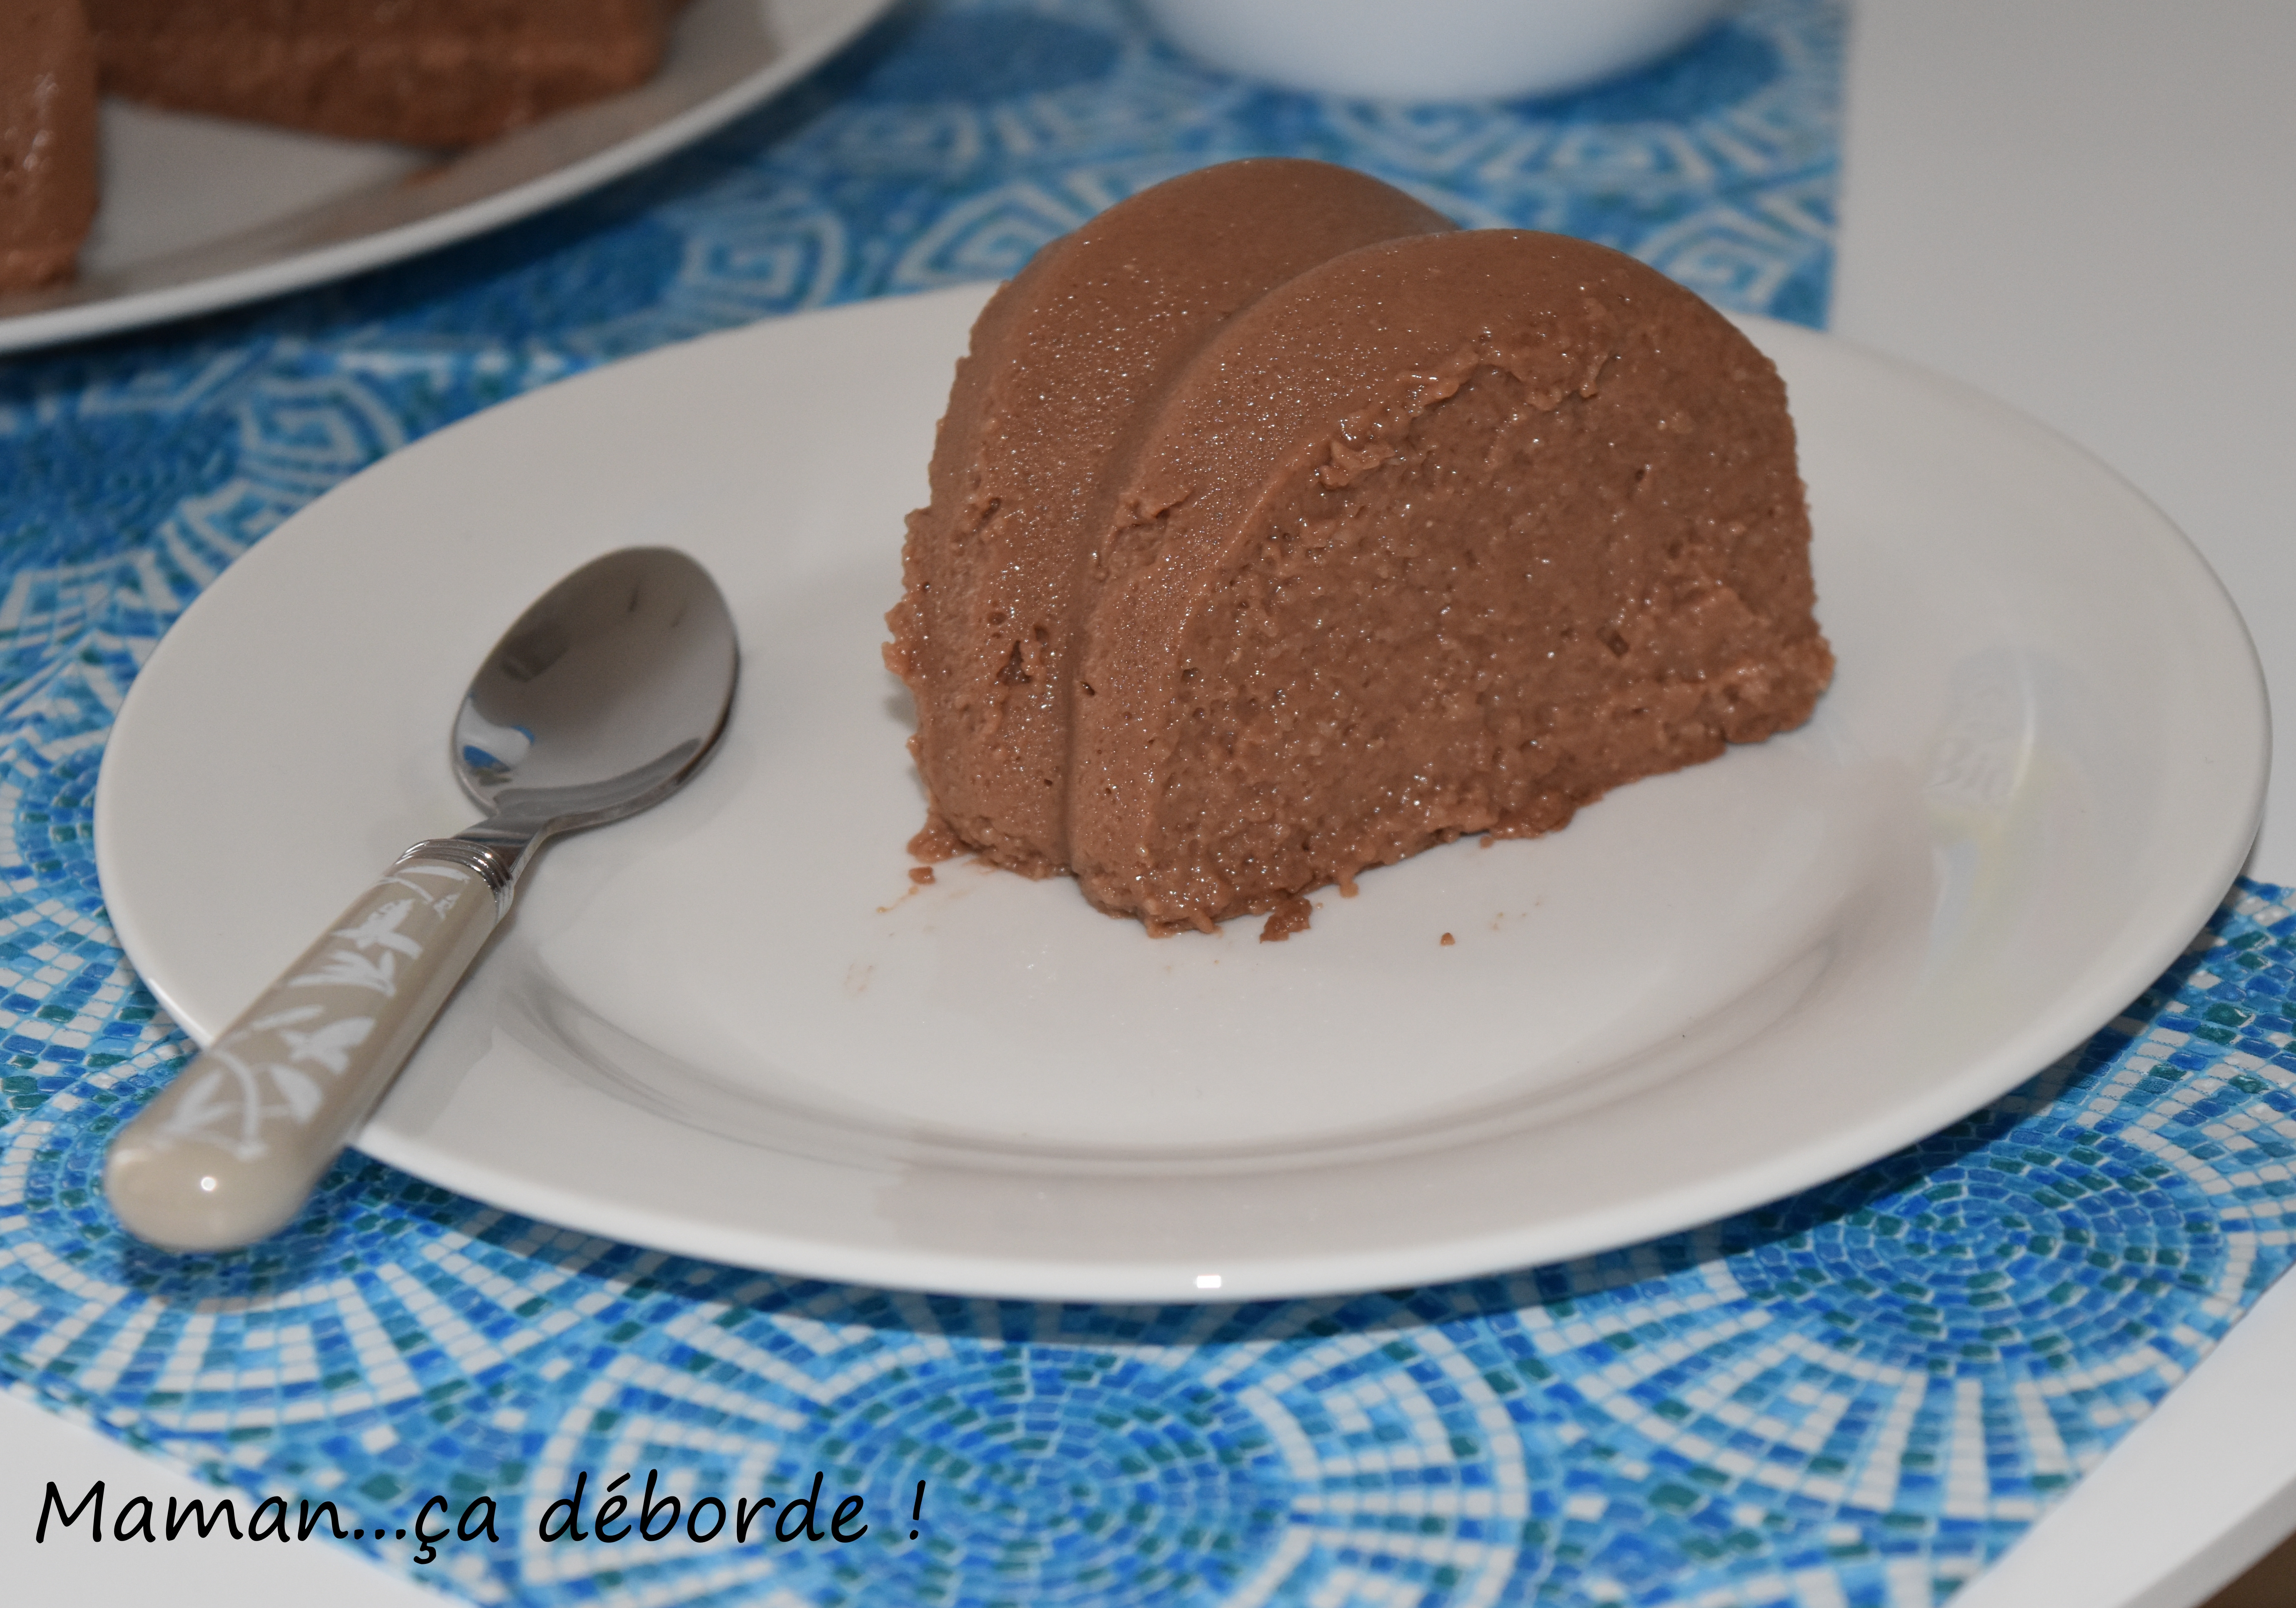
[94,289,2272,1300]
[0,0,899,357]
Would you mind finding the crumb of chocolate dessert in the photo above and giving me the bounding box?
[1440,932,1455,947]
[908,865,935,886]
[84,0,684,147]
[0,0,99,294]
[1259,894,1314,943]
[906,818,962,864]
[888,159,1832,938]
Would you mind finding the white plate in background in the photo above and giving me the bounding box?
[0,0,897,355]
[95,285,2267,1300]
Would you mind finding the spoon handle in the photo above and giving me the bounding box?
[105,841,517,1252]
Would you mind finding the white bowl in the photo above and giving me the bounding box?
[1139,0,1736,102]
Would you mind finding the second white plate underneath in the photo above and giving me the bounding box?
[95,285,2267,1301]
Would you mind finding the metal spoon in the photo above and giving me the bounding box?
[105,547,739,1252]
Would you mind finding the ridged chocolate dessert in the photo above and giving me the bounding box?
[0,0,99,294]
[888,160,1833,937]
[85,0,682,147]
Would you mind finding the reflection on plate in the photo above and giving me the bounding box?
[0,0,896,355]
[95,285,2266,1301]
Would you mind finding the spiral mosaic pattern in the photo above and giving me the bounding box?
[8,0,2296,1604]
[6,909,2296,1608]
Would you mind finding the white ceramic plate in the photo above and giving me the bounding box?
[0,0,896,356]
[95,284,2267,1301]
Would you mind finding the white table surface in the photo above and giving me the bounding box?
[11,2,2295,1602]
[1831,4,2296,1604]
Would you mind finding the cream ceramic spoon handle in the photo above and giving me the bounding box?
[105,840,517,1252]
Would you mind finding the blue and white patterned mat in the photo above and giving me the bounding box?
[7,1,2293,1603]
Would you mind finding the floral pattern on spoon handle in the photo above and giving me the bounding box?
[105,841,511,1251]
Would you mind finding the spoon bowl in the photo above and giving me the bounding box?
[456,548,738,834]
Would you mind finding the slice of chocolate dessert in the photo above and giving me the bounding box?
[889,161,1833,936]
[1072,227,1833,933]
[886,159,1453,877]
[84,0,683,147]
[0,0,99,294]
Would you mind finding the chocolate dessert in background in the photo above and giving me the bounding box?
[888,159,1833,938]
[83,0,686,147]
[0,0,100,293]
[0,0,690,296]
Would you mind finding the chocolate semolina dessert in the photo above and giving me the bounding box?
[0,0,100,294]
[84,0,683,147]
[887,159,1833,938]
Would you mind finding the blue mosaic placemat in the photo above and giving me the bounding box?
[9,0,2294,1603]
